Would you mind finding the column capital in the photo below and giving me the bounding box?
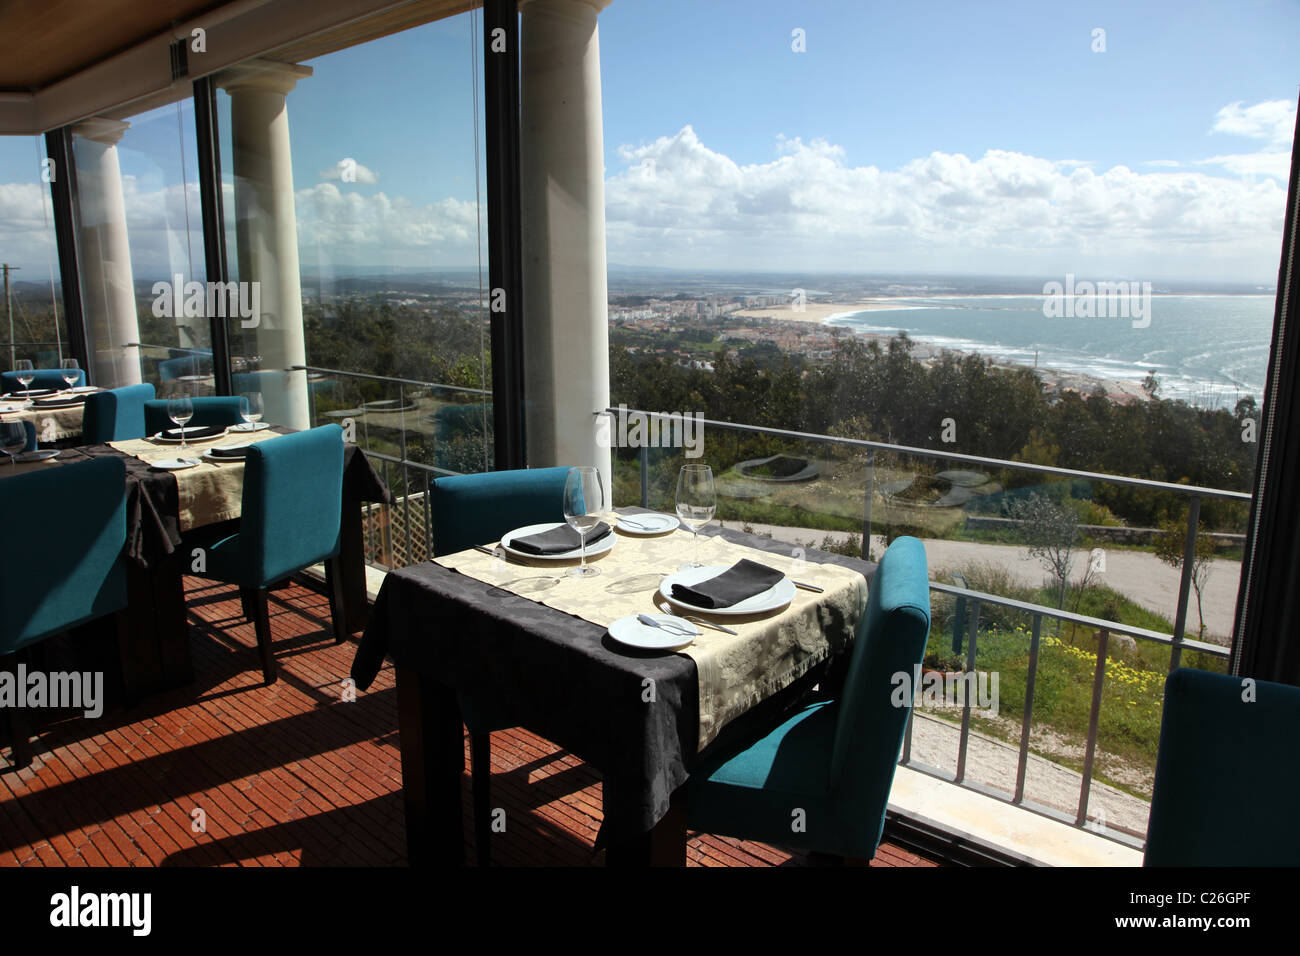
[218,59,313,97]
[521,0,613,14]
[73,117,130,146]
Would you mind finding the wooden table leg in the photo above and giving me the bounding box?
[603,783,688,867]
[395,665,465,866]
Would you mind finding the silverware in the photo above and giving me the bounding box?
[636,613,699,637]
[473,544,499,556]
[793,580,824,592]
[658,601,738,636]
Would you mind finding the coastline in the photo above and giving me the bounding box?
[730,299,914,324]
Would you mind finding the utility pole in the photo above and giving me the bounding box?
[3,263,19,369]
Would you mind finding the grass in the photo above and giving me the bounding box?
[927,565,1229,800]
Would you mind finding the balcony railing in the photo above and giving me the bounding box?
[603,405,1250,845]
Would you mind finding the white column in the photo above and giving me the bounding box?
[220,60,312,430]
[520,0,612,496]
[73,118,141,387]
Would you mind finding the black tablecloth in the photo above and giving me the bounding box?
[55,431,392,567]
[351,512,876,839]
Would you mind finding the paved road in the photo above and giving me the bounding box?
[726,522,1239,642]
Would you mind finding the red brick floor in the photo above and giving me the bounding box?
[1,576,937,868]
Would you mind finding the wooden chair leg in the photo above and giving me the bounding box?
[239,587,257,622]
[325,557,349,644]
[471,730,491,867]
[250,588,276,685]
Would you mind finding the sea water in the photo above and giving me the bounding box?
[825,294,1275,407]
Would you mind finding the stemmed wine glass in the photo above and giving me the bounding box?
[0,422,26,465]
[238,392,264,430]
[14,359,35,401]
[675,464,716,569]
[563,466,605,579]
[60,358,80,391]
[168,395,194,450]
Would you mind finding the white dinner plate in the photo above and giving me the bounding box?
[0,402,27,413]
[15,450,59,463]
[228,421,271,432]
[607,613,699,651]
[67,386,100,393]
[499,522,618,562]
[151,426,229,443]
[151,457,202,470]
[615,512,680,535]
[658,564,796,617]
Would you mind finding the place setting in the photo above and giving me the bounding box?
[488,465,616,574]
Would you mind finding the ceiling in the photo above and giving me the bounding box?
[0,0,475,95]
[0,0,226,92]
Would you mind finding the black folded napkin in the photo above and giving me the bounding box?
[6,389,56,399]
[671,559,785,609]
[35,394,85,407]
[161,424,226,441]
[510,521,612,555]
[208,444,251,458]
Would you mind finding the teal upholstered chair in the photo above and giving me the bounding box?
[2,368,86,393]
[430,466,572,865]
[1144,668,1300,866]
[158,349,212,383]
[1,457,128,768]
[144,396,244,435]
[82,383,156,443]
[20,420,37,451]
[686,536,931,861]
[185,425,346,684]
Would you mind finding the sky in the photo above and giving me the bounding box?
[1,0,1298,283]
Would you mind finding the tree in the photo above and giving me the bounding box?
[1007,490,1080,633]
[1155,513,1216,639]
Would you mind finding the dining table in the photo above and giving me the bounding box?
[1,424,392,700]
[350,508,875,866]
[0,387,98,444]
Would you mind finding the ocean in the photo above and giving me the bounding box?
[824,294,1275,408]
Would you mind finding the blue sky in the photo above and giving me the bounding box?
[2,0,1298,280]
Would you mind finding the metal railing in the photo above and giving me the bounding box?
[912,582,1228,847]
[289,364,491,569]
[606,406,1250,844]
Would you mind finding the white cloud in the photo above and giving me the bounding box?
[318,158,380,184]
[1212,100,1296,145]
[603,123,1288,279]
[294,182,483,267]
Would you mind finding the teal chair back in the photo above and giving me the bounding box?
[431,467,572,557]
[82,383,155,443]
[1145,667,1300,866]
[144,396,244,435]
[21,420,37,451]
[0,457,128,655]
[829,535,931,848]
[3,368,86,392]
[240,425,345,587]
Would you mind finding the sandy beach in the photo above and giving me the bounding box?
[731,299,912,324]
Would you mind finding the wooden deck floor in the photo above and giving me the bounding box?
[1,576,937,868]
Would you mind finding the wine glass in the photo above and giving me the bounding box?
[168,395,194,449]
[60,358,80,391]
[675,464,716,569]
[563,466,605,579]
[0,422,26,465]
[15,359,35,400]
[238,392,264,430]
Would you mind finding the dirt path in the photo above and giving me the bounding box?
[724,522,1239,642]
